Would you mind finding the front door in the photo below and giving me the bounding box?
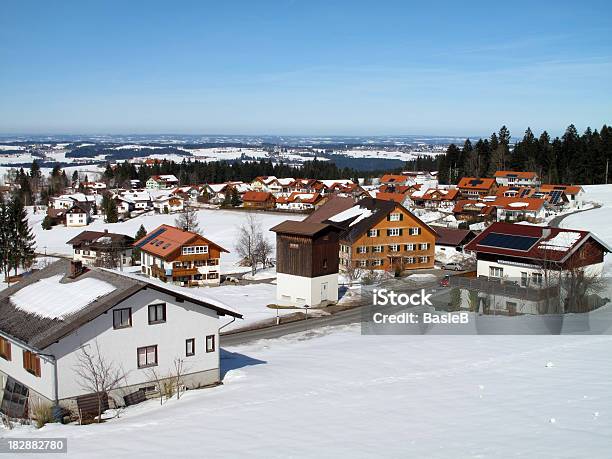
[320,282,328,301]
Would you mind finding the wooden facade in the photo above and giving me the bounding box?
[340,204,437,272]
[276,229,340,278]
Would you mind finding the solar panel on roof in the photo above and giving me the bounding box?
[549,190,562,204]
[520,188,530,197]
[135,228,166,248]
[479,232,540,251]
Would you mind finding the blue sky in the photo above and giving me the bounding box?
[1,0,611,137]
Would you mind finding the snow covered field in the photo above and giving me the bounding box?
[3,326,611,458]
[30,208,303,272]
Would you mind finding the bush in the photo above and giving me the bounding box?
[32,402,53,429]
[41,215,53,230]
[163,381,175,399]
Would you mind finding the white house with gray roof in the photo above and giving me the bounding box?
[0,259,241,420]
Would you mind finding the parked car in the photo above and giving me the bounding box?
[443,262,464,271]
[439,275,450,287]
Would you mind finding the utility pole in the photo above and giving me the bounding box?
[606,159,609,185]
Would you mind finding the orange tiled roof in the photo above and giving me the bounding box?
[491,196,546,211]
[380,174,408,184]
[539,184,583,195]
[375,192,406,203]
[457,177,497,190]
[242,191,275,203]
[135,224,228,260]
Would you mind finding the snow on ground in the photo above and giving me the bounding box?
[241,267,277,281]
[31,209,304,273]
[4,326,611,458]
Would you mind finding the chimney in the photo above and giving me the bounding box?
[69,260,84,278]
[104,229,108,234]
[541,228,551,239]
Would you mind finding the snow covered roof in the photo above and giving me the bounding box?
[0,259,241,349]
[10,275,115,319]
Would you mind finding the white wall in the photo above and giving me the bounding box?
[45,289,222,400]
[277,273,338,306]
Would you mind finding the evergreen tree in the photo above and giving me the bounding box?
[231,188,241,207]
[132,224,147,261]
[8,195,36,275]
[106,199,119,223]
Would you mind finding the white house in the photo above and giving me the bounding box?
[67,230,134,268]
[0,259,242,419]
[50,193,96,210]
[65,202,92,227]
[146,175,179,190]
[494,171,541,188]
[153,195,184,213]
[456,222,611,315]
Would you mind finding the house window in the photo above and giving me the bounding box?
[404,257,415,264]
[357,246,367,254]
[490,267,504,278]
[419,243,429,251]
[137,345,158,368]
[532,272,543,286]
[182,245,209,255]
[0,337,11,361]
[113,308,132,329]
[368,229,378,237]
[409,227,421,236]
[289,243,299,249]
[148,303,166,324]
[75,249,80,254]
[206,335,215,353]
[405,244,415,251]
[207,272,219,279]
[521,272,528,287]
[419,256,429,263]
[389,244,400,252]
[388,228,401,237]
[373,245,383,253]
[389,213,401,221]
[359,260,368,267]
[23,351,41,377]
[372,259,383,267]
[186,338,195,357]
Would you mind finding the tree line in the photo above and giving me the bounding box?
[435,124,612,185]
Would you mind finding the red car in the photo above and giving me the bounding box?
[439,276,450,287]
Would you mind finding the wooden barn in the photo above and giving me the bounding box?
[270,220,343,306]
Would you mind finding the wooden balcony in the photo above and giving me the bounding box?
[172,267,198,277]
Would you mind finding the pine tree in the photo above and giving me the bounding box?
[106,200,119,223]
[8,195,36,275]
[231,188,241,207]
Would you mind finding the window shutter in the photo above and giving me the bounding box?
[377,229,380,237]
[6,342,11,361]
[386,214,391,221]
[365,246,369,253]
[399,213,404,221]
[35,355,41,377]
[399,229,403,236]
[23,350,27,369]
[386,229,390,236]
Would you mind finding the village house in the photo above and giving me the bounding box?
[275,192,327,211]
[455,222,611,315]
[457,177,498,199]
[401,171,439,188]
[452,200,497,225]
[379,174,410,187]
[371,191,412,207]
[306,197,437,273]
[137,224,227,286]
[539,184,585,208]
[145,175,179,190]
[288,178,320,194]
[65,202,93,227]
[492,196,547,222]
[49,193,96,210]
[494,171,540,188]
[153,195,184,213]
[271,220,343,306]
[171,186,201,204]
[82,182,107,194]
[431,227,477,254]
[0,258,241,420]
[120,190,153,210]
[410,188,460,210]
[67,230,134,268]
[251,176,279,192]
[241,191,276,210]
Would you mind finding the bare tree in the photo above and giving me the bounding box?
[173,357,187,400]
[236,213,265,276]
[256,235,273,269]
[175,206,200,234]
[144,367,165,405]
[73,341,127,423]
